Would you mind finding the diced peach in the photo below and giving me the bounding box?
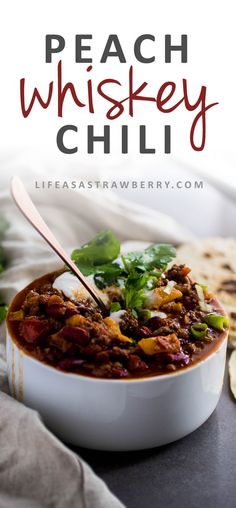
[138,333,181,355]
[147,287,183,310]
[47,294,65,306]
[103,317,133,343]
[66,314,89,327]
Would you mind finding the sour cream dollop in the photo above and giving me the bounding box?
[143,290,157,308]
[53,272,109,305]
[110,310,126,324]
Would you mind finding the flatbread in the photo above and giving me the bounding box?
[176,238,236,346]
[229,350,236,399]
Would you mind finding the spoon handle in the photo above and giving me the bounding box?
[11,176,108,314]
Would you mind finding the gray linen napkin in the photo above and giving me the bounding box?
[0,392,125,508]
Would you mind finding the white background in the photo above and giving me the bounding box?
[1,0,236,237]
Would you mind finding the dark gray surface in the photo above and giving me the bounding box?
[77,355,236,508]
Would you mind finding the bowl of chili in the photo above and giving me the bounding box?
[6,232,229,450]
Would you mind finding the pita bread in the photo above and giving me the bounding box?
[176,238,236,346]
[229,350,236,399]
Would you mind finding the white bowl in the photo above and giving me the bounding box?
[6,326,227,451]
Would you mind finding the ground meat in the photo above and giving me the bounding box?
[110,346,131,359]
[83,361,129,378]
[49,333,76,354]
[152,320,180,336]
[177,328,190,340]
[166,264,189,284]
[22,291,41,316]
[161,302,182,314]
[75,302,103,320]
[106,286,123,302]
[128,355,148,371]
[119,310,139,335]
[187,310,204,322]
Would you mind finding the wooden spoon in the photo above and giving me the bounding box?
[11,176,108,315]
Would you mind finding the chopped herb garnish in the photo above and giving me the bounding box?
[110,302,122,313]
[71,231,176,314]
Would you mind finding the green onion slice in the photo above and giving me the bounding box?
[138,309,152,322]
[199,284,208,292]
[191,323,208,339]
[204,314,229,331]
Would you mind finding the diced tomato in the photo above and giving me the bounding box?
[20,317,49,343]
[181,266,191,276]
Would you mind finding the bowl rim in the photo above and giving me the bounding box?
[7,327,228,385]
[6,269,228,385]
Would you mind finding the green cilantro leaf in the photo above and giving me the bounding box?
[122,244,176,273]
[123,271,150,311]
[71,230,120,271]
[0,305,7,324]
[93,263,124,289]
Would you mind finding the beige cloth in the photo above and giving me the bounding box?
[0,181,193,508]
[0,391,124,508]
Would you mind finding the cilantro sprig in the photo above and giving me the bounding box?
[122,244,176,273]
[71,230,176,315]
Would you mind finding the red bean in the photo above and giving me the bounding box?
[61,326,90,346]
[135,326,151,338]
[58,358,85,371]
[64,307,80,318]
[148,317,167,331]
